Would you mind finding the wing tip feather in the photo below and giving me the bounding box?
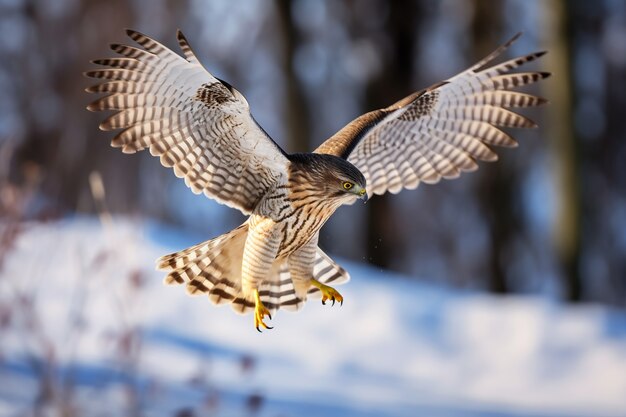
[125,28,140,39]
[121,146,137,154]
[421,176,442,185]
[469,32,524,72]
[509,32,523,44]
[484,152,499,162]
[176,28,186,42]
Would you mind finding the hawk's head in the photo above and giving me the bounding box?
[288,153,367,205]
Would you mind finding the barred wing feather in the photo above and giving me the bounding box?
[86,29,288,214]
[315,33,550,196]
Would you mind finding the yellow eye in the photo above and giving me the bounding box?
[343,182,354,190]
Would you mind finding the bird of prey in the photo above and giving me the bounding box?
[86,30,549,331]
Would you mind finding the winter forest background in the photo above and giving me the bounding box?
[1,1,626,417]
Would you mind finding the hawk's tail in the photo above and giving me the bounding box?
[157,225,350,315]
[157,224,250,309]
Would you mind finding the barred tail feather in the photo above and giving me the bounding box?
[157,226,349,315]
[157,224,249,309]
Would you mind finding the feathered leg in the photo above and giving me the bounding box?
[289,235,344,306]
[289,236,318,300]
[241,218,281,332]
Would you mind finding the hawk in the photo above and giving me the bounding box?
[86,30,549,331]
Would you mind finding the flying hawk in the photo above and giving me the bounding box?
[86,30,549,331]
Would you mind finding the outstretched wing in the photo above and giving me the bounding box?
[315,33,550,196]
[86,29,289,214]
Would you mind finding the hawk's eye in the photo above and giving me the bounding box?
[342,181,354,190]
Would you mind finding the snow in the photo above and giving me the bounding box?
[1,218,625,417]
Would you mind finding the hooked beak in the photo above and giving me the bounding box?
[359,188,368,202]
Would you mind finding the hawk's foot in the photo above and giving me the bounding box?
[311,279,343,306]
[253,289,273,332]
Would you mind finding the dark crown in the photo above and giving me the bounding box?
[288,153,366,187]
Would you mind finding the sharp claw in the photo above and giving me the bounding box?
[312,281,344,308]
[253,289,275,331]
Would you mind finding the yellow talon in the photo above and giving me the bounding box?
[253,289,273,332]
[310,279,343,306]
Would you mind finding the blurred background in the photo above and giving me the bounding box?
[1,0,626,416]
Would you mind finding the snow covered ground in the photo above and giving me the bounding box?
[1,218,625,417]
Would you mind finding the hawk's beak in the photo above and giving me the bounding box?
[359,189,368,202]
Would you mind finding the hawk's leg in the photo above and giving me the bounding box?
[242,216,280,332]
[310,279,343,306]
[288,236,344,306]
[288,235,318,300]
[253,289,273,332]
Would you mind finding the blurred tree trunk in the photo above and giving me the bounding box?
[12,0,127,213]
[471,0,513,294]
[544,0,582,301]
[597,4,626,305]
[559,0,583,302]
[363,0,420,269]
[276,0,310,153]
[13,0,189,216]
